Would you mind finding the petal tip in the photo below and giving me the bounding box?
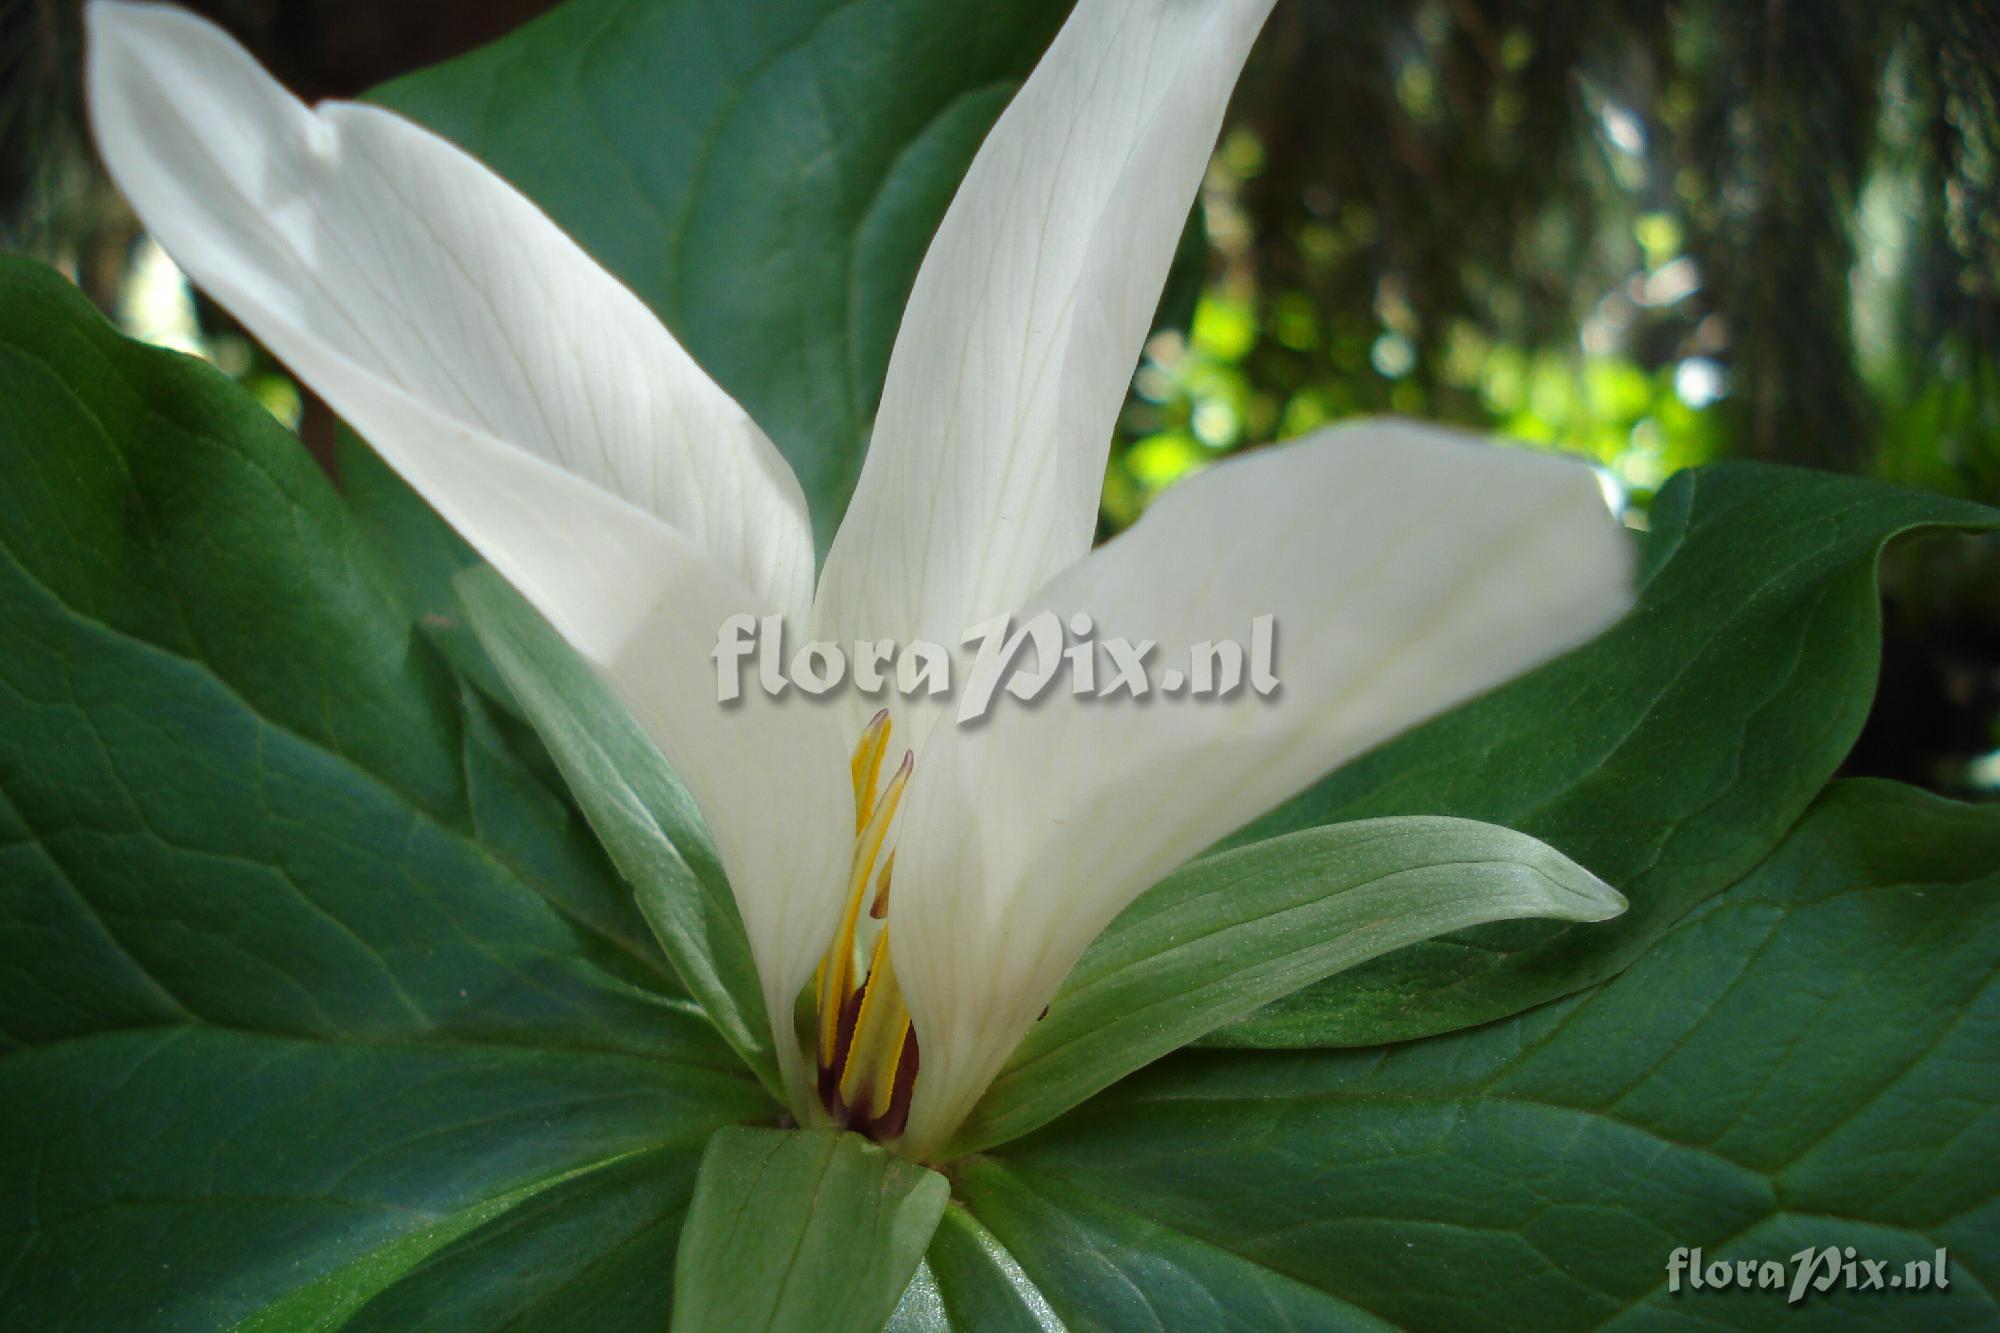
[1566,872,1629,923]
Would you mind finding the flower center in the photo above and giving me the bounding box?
[813,709,918,1139]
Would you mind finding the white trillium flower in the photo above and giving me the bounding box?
[89,0,1635,1158]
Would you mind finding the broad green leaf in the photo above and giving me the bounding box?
[1211,462,2000,1048]
[0,258,768,1326]
[456,565,777,1097]
[939,781,2000,1329]
[0,1031,761,1330]
[951,818,1624,1156]
[672,1128,949,1333]
[372,0,1073,549]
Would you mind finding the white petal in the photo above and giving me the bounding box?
[86,0,814,621]
[891,421,1637,1154]
[814,0,1277,740]
[87,1,850,1059]
[270,339,851,1076]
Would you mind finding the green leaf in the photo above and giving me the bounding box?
[951,817,1624,1156]
[672,1128,949,1333]
[0,257,768,1326]
[0,1030,759,1330]
[371,0,1073,549]
[1211,462,2000,1048]
[456,565,779,1097]
[939,781,2000,1329]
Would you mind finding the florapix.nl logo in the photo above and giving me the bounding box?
[1667,1247,1950,1306]
[713,611,1280,721]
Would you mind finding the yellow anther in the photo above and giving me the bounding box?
[837,925,912,1124]
[817,717,922,1131]
[816,745,911,1070]
[849,708,891,835]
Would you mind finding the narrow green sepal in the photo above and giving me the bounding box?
[673,1128,949,1333]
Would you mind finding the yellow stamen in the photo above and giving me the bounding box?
[816,745,911,1069]
[837,925,912,1123]
[848,708,891,835]
[815,717,921,1134]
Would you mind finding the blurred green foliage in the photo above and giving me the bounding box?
[1108,177,1726,527]
[1103,0,2000,528]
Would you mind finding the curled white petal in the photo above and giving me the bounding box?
[892,422,1637,1154]
[86,0,815,622]
[263,328,849,1067]
[86,0,850,1055]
